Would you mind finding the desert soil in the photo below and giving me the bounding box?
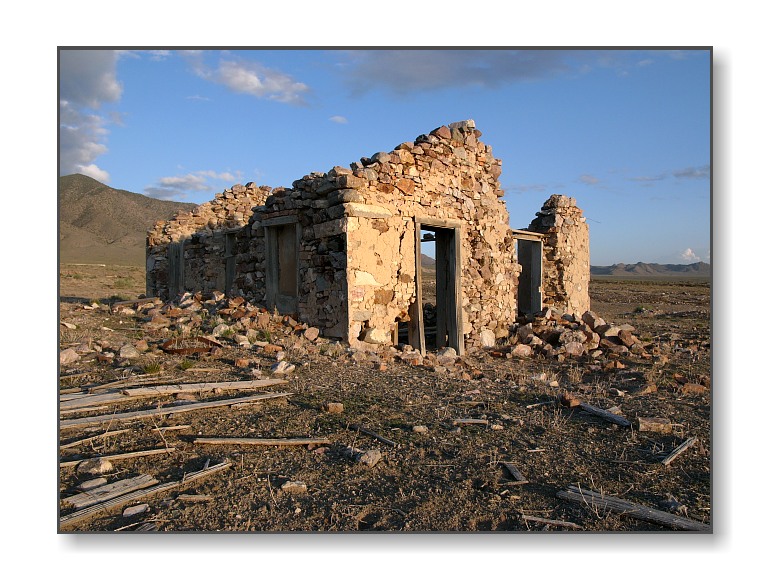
[58,264,711,532]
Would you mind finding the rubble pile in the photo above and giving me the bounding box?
[502,308,650,362]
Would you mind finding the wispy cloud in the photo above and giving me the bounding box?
[631,164,710,184]
[58,50,122,180]
[329,115,348,124]
[579,174,600,185]
[338,49,701,95]
[184,53,310,105]
[144,170,242,201]
[672,165,710,179]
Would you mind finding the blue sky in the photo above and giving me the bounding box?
[59,49,710,265]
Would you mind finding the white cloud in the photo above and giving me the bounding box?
[145,170,243,201]
[187,54,310,105]
[58,50,122,179]
[329,115,348,124]
[680,248,701,263]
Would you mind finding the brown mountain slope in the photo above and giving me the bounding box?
[59,174,197,266]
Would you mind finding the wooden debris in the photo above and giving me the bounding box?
[451,418,489,426]
[62,474,159,510]
[527,400,557,409]
[501,462,529,485]
[637,417,673,434]
[152,425,191,433]
[349,423,396,446]
[60,461,231,528]
[555,485,710,531]
[520,514,581,530]
[60,429,130,449]
[60,379,289,411]
[60,392,293,429]
[61,447,176,468]
[577,403,632,427]
[194,437,331,447]
[661,436,698,467]
[177,494,213,503]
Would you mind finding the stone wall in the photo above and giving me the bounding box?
[339,120,518,350]
[146,120,589,351]
[146,183,271,298]
[527,195,590,316]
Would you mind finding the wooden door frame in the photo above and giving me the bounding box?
[410,218,464,356]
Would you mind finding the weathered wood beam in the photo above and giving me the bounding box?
[60,392,293,429]
[59,461,231,528]
[556,485,710,531]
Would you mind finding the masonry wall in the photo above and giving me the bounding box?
[146,183,271,299]
[527,195,590,316]
[339,120,519,350]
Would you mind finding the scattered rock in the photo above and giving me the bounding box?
[479,329,496,348]
[281,481,308,494]
[271,361,296,375]
[60,348,80,365]
[76,458,113,477]
[637,417,673,434]
[119,344,141,359]
[303,327,320,342]
[681,383,707,395]
[123,503,149,518]
[412,425,429,433]
[324,402,344,414]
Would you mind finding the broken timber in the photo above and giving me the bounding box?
[60,392,293,429]
[452,418,489,426]
[501,462,529,485]
[60,379,289,411]
[60,429,130,449]
[194,437,331,447]
[59,461,231,528]
[661,436,698,467]
[520,514,581,530]
[61,474,159,510]
[578,403,632,428]
[556,485,710,531]
[349,424,396,446]
[60,447,176,468]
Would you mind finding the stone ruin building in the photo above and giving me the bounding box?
[146,120,590,355]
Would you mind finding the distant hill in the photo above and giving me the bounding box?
[591,262,711,278]
[59,174,197,266]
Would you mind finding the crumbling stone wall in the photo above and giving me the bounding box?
[146,183,271,298]
[338,120,518,350]
[527,195,590,316]
[147,120,589,351]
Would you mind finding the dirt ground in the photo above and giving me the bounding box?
[58,264,711,532]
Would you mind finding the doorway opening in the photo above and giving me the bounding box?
[410,221,463,355]
[264,218,299,314]
[516,236,543,316]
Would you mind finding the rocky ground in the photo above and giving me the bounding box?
[58,266,711,532]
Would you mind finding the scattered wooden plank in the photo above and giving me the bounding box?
[60,447,176,468]
[452,418,489,426]
[637,417,673,434]
[60,379,289,411]
[556,485,710,531]
[60,429,130,449]
[59,461,231,528]
[194,437,330,447]
[661,436,698,467]
[501,462,529,484]
[526,400,556,410]
[177,494,212,503]
[578,403,632,427]
[520,514,581,530]
[349,423,397,447]
[60,392,293,429]
[152,425,191,433]
[61,474,159,510]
